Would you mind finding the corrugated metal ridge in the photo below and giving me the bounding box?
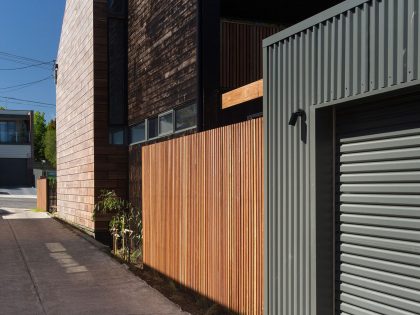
[263,0,370,47]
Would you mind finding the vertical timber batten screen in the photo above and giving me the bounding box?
[142,118,263,314]
[264,1,420,315]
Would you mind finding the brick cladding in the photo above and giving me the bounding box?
[127,0,198,125]
[56,0,96,232]
[56,0,127,234]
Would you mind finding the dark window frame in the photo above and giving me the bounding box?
[129,104,198,146]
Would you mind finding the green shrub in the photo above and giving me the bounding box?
[94,190,142,263]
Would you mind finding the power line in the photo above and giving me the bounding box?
[0,51,52,65]
[0,57,53,71]
[0,96,55,107]
[0,61,54,71]
[0,76,52,91]
[0,98,56,111]
[0,51,54,70]
[0,101,54,109]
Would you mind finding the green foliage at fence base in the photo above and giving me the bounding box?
[94,190,143,263]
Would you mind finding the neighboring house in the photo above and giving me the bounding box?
[0,110,34,187]
[56,0,340,240]
[33,160,56,185]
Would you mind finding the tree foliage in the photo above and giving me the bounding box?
[0,106,5,110]
[34,111,46,161]
[44,120,56,167]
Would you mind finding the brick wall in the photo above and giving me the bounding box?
[56,0,127,236]
[127,0,198,125]
[56,0,96,232]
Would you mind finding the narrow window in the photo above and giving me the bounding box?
[109,127,125,145]
[130,121,145,144]
[175,103,196,131]
[148,117,158,139]
[158,112,173,136]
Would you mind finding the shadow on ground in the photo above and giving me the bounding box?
[131,264,237,315]
[0,209,13,216]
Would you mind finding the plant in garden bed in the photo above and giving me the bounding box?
[94,190,142,264]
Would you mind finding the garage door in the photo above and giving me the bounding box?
[337,99,420,314]
[0,158,30,187]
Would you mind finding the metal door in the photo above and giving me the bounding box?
[337,98,420,314]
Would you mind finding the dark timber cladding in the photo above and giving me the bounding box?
[220,20,280,92]
[127,0,198,125]
[94,0,128,235]
[264,0,420,315]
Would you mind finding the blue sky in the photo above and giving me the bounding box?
[0,1,66,122]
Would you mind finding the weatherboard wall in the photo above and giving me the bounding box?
[263,0,420,314]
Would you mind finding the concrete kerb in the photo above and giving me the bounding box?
[52,216,110,252]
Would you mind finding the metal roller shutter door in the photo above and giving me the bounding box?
[337,99,420,315]
[0,158,29,187]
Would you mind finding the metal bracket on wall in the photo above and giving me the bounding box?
[289,109,307,143]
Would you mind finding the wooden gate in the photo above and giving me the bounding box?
[142,118,263,314]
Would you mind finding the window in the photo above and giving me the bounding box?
[108,18,127,126]
[108,0,127,16]
[158,112,173,135]
[130,122,145,144]
[175,103,196,131]
[148,117,158,139]
[0,120,28,144]
[109,127,125,145]
[0,122,6,143]
[7,121,16,143]
[130,104,197,145]
[17,120,29,143]
[107,4,127,145]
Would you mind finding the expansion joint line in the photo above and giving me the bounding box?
[6,220,48,315]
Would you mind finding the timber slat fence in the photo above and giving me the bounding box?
[36,178,57,213]
[37,178,48,211]
[142,118,263,314]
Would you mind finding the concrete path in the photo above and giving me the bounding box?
[0,201,187,315]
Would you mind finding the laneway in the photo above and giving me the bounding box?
[0,200,186,315]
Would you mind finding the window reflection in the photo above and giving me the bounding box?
[0,120,29,144]
[175,104,196,131]
[159,112,173,135]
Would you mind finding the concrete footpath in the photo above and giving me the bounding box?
[0,202,187,315]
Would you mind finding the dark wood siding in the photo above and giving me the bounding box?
[128,144,142,209]
[220,20,281,92]
[127,0,198,126]
[93,0,128,234]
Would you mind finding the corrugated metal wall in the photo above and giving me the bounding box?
[263,1,420,314]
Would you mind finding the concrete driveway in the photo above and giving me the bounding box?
[0,198,187,315]
[0,187,37,210]
[0,186,37,197]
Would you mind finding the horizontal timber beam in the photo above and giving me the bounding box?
[222,79,263,109]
